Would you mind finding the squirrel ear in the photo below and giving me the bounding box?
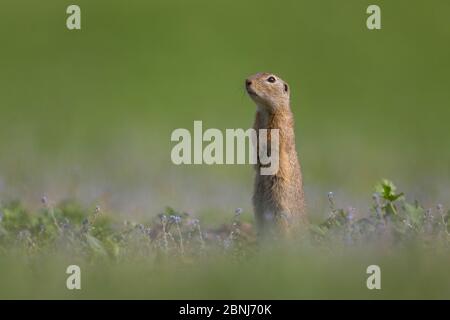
[284,83,289,93]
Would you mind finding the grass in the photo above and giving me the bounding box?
[1,179,449,299]
[0,0,449,299]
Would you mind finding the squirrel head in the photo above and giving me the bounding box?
[245,72,290,111]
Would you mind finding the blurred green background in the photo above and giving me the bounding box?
[0,0,449,218]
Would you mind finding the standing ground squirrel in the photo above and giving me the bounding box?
[245,72,307,236]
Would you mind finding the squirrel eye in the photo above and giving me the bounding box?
[267,76,276,83]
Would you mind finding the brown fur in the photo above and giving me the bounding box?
[245,72,307,236]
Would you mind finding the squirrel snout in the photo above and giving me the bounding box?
[245,80,252,88]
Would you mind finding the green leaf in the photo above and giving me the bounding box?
[374,179,404,202]
[310,224,327,236]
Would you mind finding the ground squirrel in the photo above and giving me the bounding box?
[245,72,307,236]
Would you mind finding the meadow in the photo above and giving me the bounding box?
[0,0,449,299]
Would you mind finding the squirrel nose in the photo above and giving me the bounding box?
[245,80,252,87]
